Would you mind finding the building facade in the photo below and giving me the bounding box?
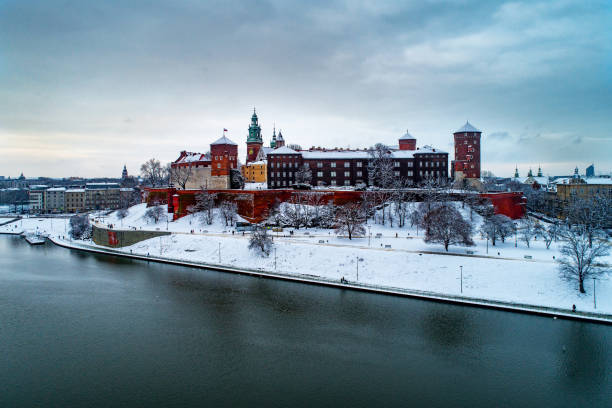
[44,187,66,213]
[209,135,238,189]
[266,131,448,188]
[452,121,482,180]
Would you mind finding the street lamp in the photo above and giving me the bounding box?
[368,225,371,247]
[593,278,597,309]
[460,265,463,294]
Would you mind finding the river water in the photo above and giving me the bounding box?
[1,235,610,407]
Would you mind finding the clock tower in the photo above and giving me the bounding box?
[246,108,263,163]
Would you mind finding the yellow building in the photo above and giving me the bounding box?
[241,160,267,183]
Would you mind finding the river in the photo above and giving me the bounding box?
[0,235,610,407]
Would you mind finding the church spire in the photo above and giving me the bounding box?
[247,108,262,143]
[514,166,519,178]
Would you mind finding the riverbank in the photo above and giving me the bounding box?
[46,235,611,324]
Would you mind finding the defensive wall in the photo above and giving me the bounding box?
[92,224,171,248]
[144,188,526,223]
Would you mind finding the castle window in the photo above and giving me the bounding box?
[331,171,336,177]
[331,162,336,168]
[344,171,350,177]
[317,162,323,168]
[356,162,362,167]
[357,171,362,177]
[344,180,351,186]
[344,162,350,168]
[407,162,413,167]
[394,171,400,177]
[317,172,323,177]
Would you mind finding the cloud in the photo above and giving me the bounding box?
[0,0,610,177]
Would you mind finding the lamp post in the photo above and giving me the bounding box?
[274,247,277,271]
[486,237,489,254]
[218,242,221,264]
[460,265,463,294]
[593,278,597,309]
[368,225,371,247]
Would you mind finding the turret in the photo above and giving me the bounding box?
[452,121,482,180]
[398,130,416,151]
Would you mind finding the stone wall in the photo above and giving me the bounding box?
[92,225,170,248]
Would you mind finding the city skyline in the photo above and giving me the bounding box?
[1,0,611,178]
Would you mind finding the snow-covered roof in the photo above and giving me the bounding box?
[553,177,612,185]
[120,188,134,192]
[399,130,416,140]
[455,121,481,133]
[65,189,85,193]
[414,145,447,154]
[174,152,210,164]
[302,150,370,159]
[46,187,66,192]
[211,135,237,146]
[514,176,549,185]
[247,160,266,166]
[270,146,299,155]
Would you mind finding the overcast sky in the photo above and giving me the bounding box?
[1,0,610,179]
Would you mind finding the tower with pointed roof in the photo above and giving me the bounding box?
[537,166,543,177]
[514,166,519,178]
[275,129,285,148]
[270,126,277,148]
[399,130,416,151]
[122,165,128,180]
[452,121,482,180]
[246,108,263,164]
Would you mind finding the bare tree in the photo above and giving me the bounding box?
[144,205,166,224]
[423,205,474,251]
[566,195,609,247]
[194,190,217,225]
[537,222,558,249]
[220,201,237,226]
[295,164,312,185]
[481,214,514,246]
[116,208,129,220]
[140,158,169,187]
[558,225,609,293]
[519,217,537,248]
[69,215,91,240]
[170,164,194,190]
[367,143,394,188]
[248,226,274,257]
[335,203,366,240]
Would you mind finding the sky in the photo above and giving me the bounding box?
[1,0,611,179]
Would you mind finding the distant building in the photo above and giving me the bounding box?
[122,165,128,180]
[171,151,212,189]
[65,189,86,212]
[45,187,66,213]
[586,164,595,178]
[28,185,48,213]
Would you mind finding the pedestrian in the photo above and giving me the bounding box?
[572,304,576,312]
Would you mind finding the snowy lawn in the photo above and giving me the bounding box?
[2,204,610,316]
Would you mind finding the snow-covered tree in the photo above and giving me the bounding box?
[249,226,274,257]
[335,203,366,240]
[566,195,609,247]
[519,217,537,248]
[537,222,558,249]
[558,225,610,293]
[423,205,474,251]
[481,214,514,246]
[194,190,216,225]
[69,215,91,240]
[295,164,312,185]
[140,158,169,187]
[220,201,238,226]
[367,143,394,188]
[144,205,166,224]
[230,169,245,189]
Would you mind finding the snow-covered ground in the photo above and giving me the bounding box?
[1,203,610,315]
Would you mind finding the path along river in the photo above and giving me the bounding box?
[0,235,610,407]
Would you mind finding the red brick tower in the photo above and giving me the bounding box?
[398,130,416,150]
[211,133,238,177]
[452,121,482,180]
